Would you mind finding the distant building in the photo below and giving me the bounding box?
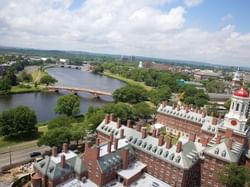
[231,67,242,91]
[194,70,221,81]
[138,61,143,68]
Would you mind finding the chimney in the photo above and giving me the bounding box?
[51,146,57,157]
[176,105,180,111]
[158,135,164,146]
[84,141,91,152]
[202,111,206,118]
[96,138,100,146]
[121,148,129,169]
[176,142,182,153]
[127,120,132,128]
[172,103,176,110]
[185,106,189,113]
[136,124,141,132]
[110,113,114,121]
[109,133,113,143]
[189,133,196,142]
[61,154,65,168]
[116,118,121,129]
[141,127,147,139]
[95,147,100,160]
[165,137,172,149]
[62,143,68,153]
[227,138,233,149]
[105,114,110,124]
[216,135,221,144]
[120,128,124,139]
[114,138,118,150]
[201,137,209,147]
[225,129,233,138]
[212,117,218,125]
[152,128,157,137]
[107,141,112,153]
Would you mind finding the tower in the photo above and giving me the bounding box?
[222,87,249,133]
[231,67,242,92]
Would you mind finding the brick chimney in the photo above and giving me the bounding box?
[141,127,147,139]
[110,113,114,121]
[62,143,68,153]
[96,138,100,146]
[216,135,221,144]
[127,120,132,128]
[105,114,110,124]
[158,135,164,146]
[202,111,206,118]
[107,141,112,153]
[227,138,233,149]
[120,128,124,139]
[121,148,129,169]
[176,105,180,111]
[176,142,182,153]
[114,138,118,150]
[225,129,233,138]
[212,117,218,125]
[61,154,65,168]
[165,137,172,149]
[51,146,57,157]
[136,124,141,132]
[116,118,121,129]
[152,128,157,137]
[109,133,113,143]
[189,133,196,142]
[162,101,167,107]
[185,106,189,113]
[201,137,209,147]
[172,103,176,110]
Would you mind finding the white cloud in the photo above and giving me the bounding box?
[184,0,203,7]
[0,0,250,67]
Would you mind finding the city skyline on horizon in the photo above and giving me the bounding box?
[0,0,250,67]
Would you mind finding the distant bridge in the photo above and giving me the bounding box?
[47,85,112,97]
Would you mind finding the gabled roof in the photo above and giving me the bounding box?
[33,151,86,180]
[204,138,243,163]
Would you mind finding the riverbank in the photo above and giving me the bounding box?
[10,85,42,94]
[102,71,153,91]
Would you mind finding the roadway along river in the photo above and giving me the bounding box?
[0,67,124,122]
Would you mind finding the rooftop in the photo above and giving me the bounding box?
[130,173,171,187]
[117,161,146,180]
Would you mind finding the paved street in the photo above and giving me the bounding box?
[0,144,49,171]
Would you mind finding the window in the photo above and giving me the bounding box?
[241,104,245,113]
[236,103,239,111]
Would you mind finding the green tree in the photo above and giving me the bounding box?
[71,125,86,144]
[47,115,76,129]
[54,94,80,116]
[218,164,250,187]
[133,102,155,120]
[38,127,71,147]
[149,86,172,105]
[103,103,134,122]
[40,74,57,85]
[92,64,104,74]
[224,99,231,110]
[84,107,105,132]
[0,77,11,94]
[18,71,32,82]
[112,85,148,104]
[0,106,37,137]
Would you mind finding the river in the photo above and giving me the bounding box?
[0,68,124,122]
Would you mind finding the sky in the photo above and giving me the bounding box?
[0,0,250,67]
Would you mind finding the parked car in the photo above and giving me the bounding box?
[30,152,41,157]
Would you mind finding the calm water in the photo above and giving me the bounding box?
[0,68,124,121]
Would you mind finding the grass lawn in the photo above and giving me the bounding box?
[0,125,48,149]
[103,71,153,91]
[10,85,41,94]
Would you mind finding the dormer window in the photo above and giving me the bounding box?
[132,138,137,144]
[214,148,219,155]
[169,153,175,160]
[152,146,157,153]
[221,150,226,157]
[142,142,147,148]
[157,148,163,155]
[137,140,142,146]
[163,151,169,158]
[175,156,181,163]
[147,144,152,151]
[128,136,133,142]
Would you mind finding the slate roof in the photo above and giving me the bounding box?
[204,136,243,163]
[97,120,202,170]
[33,151,86,180]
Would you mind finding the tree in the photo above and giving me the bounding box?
[47,115,75,129]
[0,77,11,94]
[218,164,250,187]
[84,107,105,132]
[38,127,71,147]
[149,86,172,105]
[40,74,57,85]
[103,103,134,122]
[133,102,155,120]
[0,106,37,137]
[18,71,32,82]
[224,99,231,110]
[92,64,104,74]
[112,85,148,104]
[54,94,80,116]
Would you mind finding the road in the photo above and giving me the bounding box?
[0,145,49,171]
